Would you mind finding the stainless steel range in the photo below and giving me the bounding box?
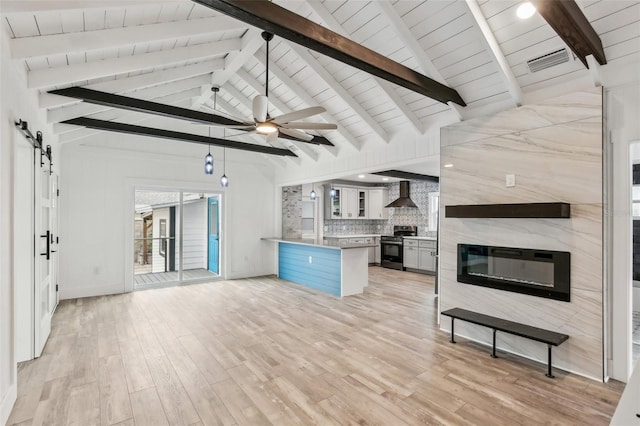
[380,225,417,270]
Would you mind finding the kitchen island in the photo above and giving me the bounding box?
[261,237,377,297]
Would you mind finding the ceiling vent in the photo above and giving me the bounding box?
[526,47,572,73]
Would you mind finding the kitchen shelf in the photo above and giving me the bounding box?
[444,202,570,219]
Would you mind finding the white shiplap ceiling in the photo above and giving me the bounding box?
[2,0,639,166]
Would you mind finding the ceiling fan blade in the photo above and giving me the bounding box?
[279,122,337,130]
[279,127,313,141]
[271,106,326,124]
[253,95,269,123]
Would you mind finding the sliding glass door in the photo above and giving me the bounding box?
[133,190,221,289]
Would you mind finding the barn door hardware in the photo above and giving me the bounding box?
[15,119,53,173]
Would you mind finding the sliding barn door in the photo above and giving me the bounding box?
[34,162,57,356]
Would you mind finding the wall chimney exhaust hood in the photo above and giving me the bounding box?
[386,181,418,208]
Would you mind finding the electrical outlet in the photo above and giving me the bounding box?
[506,174,516,187]
[308,256,313,264]
[324,226,328,232]
[342,226,346,231]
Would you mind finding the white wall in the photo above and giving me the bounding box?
[59,134,277,299]
[440,88,605,380]
[0,31,59,425]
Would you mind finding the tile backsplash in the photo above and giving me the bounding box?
[282,180,440,238]
[282,184,303,238]
[325,180,439,237]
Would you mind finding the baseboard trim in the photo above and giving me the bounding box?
[439,324,602,382]
[1,382,17,426]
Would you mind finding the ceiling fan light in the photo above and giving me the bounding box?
[256,122,278,134]
[516,2,536,19]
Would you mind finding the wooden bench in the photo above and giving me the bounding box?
[441,308,569,378]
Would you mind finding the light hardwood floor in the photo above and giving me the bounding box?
[8,267,624,426]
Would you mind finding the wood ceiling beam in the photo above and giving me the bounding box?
[289,44,389,145]
[50,86,333,146]
[531,0,606,67]
[373,1,464,122]
[253,53,362,152]
[191,0,466,106]
[0,1,184,14]
[192,28,264,109]
[10,16,245,59]
[61,117,296,156]
[55,94,292,168]
[40,59,224,110]
[29,38,241,89]
[303,0,425,134]
[47,75,210,124]
[465,0,524,107]
[54,90,200,138]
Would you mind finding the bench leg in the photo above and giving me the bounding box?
[450,318,456,344]
[546,345,554,378]
[491,329,498,358]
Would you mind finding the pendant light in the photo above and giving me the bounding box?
[330,186,336,199]
[204,127,213,175]
[220,128,229,187]
[310,183,317,200]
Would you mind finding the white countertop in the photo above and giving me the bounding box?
[403,236,437,241]
[261,237,377,250]
[323,234,381,239]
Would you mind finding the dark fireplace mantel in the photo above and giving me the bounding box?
[445,202,570,219]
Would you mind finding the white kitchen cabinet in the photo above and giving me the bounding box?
[404,239,436,272]
[418,248,436,272]
[364,237,375,263]
[368,188,389,220]
[418,240,437,272]
[324,186,342,219]
[374,237,381,264]
[342,187,358,219]
[403,240,419,269]
[357,189,368,219]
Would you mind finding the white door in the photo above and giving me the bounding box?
[34,163,55,356]
[51,173,60,309]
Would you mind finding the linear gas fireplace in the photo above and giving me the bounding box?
[457,244,570,302]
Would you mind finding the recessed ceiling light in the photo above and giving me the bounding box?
[444,164,453,168]
[516,2,536,19]
[381,177,389,181]
[358,174,366,178]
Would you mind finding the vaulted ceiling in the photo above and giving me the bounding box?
[2,0,639,167]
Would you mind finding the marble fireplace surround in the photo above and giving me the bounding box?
[439,87,604,380]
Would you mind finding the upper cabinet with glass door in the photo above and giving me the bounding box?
[324,186,342,218]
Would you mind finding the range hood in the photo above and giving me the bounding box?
[385,181,418,208]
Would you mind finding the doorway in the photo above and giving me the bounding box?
[133,190,221,289]
[631,142,640,368]
[208,197,219,274]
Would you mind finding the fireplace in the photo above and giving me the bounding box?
[457,244,570,302]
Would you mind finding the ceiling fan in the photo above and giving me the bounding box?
[202,32,337,143]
